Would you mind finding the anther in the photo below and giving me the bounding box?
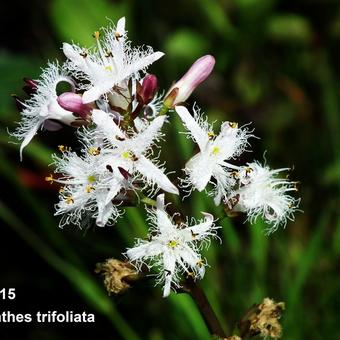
[105,50,113,58]
[45,174,54,184]
[228,122,238,129]
[92,31,101,39]
[207,131,215,139]
[65,196,74,204]
[88,147,101,156]
[114,32,122,41]
[86,185,95,193]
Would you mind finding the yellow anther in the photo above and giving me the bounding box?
[196,259,205,267]
[58,145,71,153]
[104,65,113,72]
[105,50,113,58]
[45,174,54,184]
[88,147,101,156]
[207,131,215,139]
[114,31,123,41]
[228,122,238,129]
[230,171,239,178]
[59,186,65,193]
[93,31,101,39]
[65,196,74,204]
[245,167,253,175]
[211,146,220,155]
[167,240,179,249]
[85,185,95,193]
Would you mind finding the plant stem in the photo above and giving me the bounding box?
[183,279,226,338]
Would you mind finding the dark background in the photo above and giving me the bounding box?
[1,0,339,339]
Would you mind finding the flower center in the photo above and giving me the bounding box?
[88,175,96,183]
[211,146,220,155]
[122,151,132,159]
[167,240,179,249]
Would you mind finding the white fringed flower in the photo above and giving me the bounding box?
[126,194,218,297]
[52,149,126,228]
[176,105,252,205]
[63,17,164,104]
[227,162,300,233]
[11,62,78,160]
[92,109,179,199]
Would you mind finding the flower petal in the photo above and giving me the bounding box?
[95,194,115,227]
[19,122,41,161]
[162,251,176,297]
[92,109,125,142]
[135,155,179,195]
[175,106,208,150]
[131,115,166,153]
[186,152,213,191]
[126,241,164,261]
[178,212,214,242]
[156,194,176,233]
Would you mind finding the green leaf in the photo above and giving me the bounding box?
[50,0,130,46]
[266,14,313,43]
[164,29,209,62]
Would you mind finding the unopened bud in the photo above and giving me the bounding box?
[137,74,158,105]
[23,78,38,95]
[165,55,215,106]
[57,92,92,119]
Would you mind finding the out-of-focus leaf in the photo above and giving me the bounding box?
[284,212,329,328]
[195,0,237,39]
[164,29,209,62]
[0,51,40,119]
[50,0,130,46]
[234,0,277,17]
[234,63,264,105]
[266,14,313,43]
[168,292,210,340]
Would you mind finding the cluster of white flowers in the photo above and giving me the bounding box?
[11,17,300,296]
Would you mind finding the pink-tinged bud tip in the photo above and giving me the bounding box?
[23,77,38,95]
[57,92,92,119]
[165,55,215,106]
[137,74,158,105]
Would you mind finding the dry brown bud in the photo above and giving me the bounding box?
[238,297,285,339]
[95,258,140,295]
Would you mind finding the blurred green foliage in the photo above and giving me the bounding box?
[1,0,339,339]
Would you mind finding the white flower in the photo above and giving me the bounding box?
[11,62,79,160]
[91,109,179,200]
[126,194,218,297]
[52,149,126,228]
[63,17,164,104]
[175,105,252,205]
[227,162,300,233]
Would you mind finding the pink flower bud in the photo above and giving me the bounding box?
[165,55,215,106]
[137,74,158,105]
[57,92,92,119]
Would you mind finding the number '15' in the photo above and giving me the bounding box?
[0,288,16,300]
